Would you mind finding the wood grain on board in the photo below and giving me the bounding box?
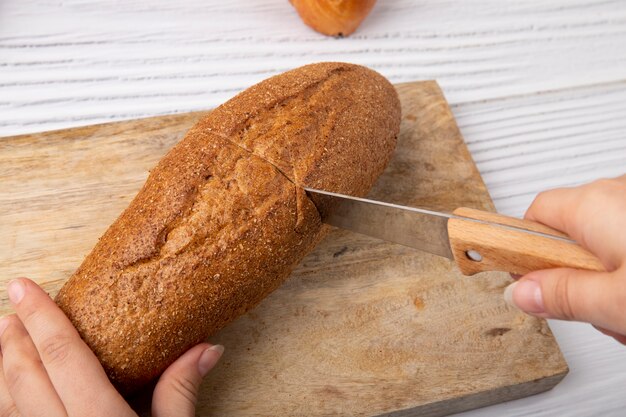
[0,81,568,416]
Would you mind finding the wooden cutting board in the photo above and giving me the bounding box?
[0,81,568,416]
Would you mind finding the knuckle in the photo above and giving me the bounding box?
[527,190,562,221]
[528,191,548,211]
[18,302,42,328]
[0,317,15,344]
[4,357,34,392]
[549,277,577,321]
[533,190,550,203]
[0,315,19,332]
[592,177,618,188]
[0,318,41,392]
[39,333,74,366]
[575,179,618,221]
[583,178,619,201]
[168,374,199,406]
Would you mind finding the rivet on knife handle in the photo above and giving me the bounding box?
[447,207,605,276]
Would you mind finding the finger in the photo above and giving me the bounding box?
[6,278,133,417]
[592,325,626,345]
[525,185,598,236]
[525,178,626,270]
[152,343,224,417]
[504,268,626,335]
[0,345,20,417]
[0,314,66,417]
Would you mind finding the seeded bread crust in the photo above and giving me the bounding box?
[55,62,401,393]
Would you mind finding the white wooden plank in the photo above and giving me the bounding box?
[453,80,626,217]
[2,0,626,135]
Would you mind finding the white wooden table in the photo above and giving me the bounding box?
[2,1,625,415]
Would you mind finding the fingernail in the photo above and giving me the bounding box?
[209,344,225,355]
[198,345,224,377]
[7,280,25,304]
[0,318,9,338]
[504,280,545,314]
[503,281,517,307]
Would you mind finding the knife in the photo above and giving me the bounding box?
[305,187,604,276]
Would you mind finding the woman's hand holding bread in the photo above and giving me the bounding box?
[0,278,223,417]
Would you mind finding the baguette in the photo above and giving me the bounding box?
[55,62,402,393]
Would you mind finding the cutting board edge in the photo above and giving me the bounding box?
[0,110,209,143]
[382,368,569,417]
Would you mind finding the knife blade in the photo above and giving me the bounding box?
[305,187,604,276]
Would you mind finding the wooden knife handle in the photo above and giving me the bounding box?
[447,207,605,276]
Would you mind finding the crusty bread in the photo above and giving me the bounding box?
[55,62,401,393]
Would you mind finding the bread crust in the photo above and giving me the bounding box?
[55,62,401,392]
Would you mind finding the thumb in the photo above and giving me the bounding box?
[152,343,224,417]
[504,268,625,334]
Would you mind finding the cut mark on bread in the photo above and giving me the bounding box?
[202,130,322,233]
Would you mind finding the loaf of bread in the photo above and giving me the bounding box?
[55,62,401,393]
